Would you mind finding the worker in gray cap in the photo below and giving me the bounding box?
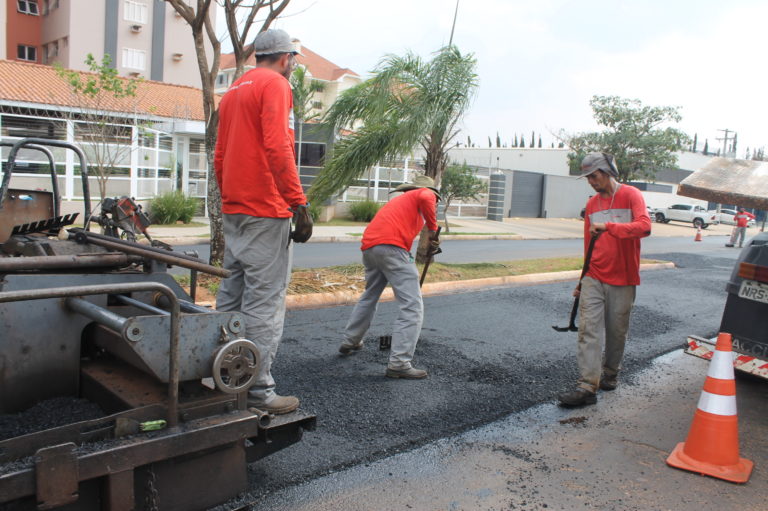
[214,29,311,415]
[558,153,651,407]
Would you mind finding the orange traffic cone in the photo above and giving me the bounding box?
[666,332,753,483]
[694,227,703,242]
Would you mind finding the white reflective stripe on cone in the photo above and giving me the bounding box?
[707,350,735,380]
[697,390,737,416]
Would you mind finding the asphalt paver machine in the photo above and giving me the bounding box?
[0,138,315,510]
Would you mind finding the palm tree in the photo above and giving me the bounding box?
[290,65,325,171]
[308,46,477,260]
[309,45,477,202]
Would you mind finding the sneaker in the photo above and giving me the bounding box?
[599,376,618,391]
[247,395,299,415]
[557,388,597,407]
[385,367,428,379]
[339,341,363,355]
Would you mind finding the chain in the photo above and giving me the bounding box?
[144,464,160,511]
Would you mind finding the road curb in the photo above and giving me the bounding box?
[283,262,676,310]
[151,234,525,245]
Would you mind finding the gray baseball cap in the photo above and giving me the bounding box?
[252,29,302,56]
[580,152,619,178]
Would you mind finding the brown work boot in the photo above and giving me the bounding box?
[385,366,428,379]
[248,395,299,415]
[599,375,618,391]
[557,387,597,407]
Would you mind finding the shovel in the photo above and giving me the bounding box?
[380,227,442,350]
[552,234,598,332]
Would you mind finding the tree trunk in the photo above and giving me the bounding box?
[443,198,451,233]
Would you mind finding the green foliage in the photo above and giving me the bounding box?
[55,53,140,99]
[439,162,487,232]
[290,66,325,123]
[308,46,478,204]
[308,202,322,221]
[150,191,198,224]
[347,200,381,222]
[565,95,690,182]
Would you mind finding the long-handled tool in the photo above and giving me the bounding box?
[552,234,598,332]
[380,227,442,350]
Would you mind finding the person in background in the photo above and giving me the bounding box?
[338,175,440,379]
[725,207,755,248]
[558,153,652,407]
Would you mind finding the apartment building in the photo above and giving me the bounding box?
[3,0,209,87]
[215,42,361,118]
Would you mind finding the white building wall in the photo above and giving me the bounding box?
[443,147,571,176]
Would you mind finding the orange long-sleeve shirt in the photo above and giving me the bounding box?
[214,67,307,218]
[584,184,651,286]
[361,188,439,251]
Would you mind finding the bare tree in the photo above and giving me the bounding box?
[165,0,291,265]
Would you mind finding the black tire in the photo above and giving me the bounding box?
[693,218,704,229]
[655,212,666,223]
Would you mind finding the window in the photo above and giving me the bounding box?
[124,0,147,24]
[311,101,323,110]
[17,0,39,15]
[216,73,227,86]
[295,142,326,167]
[122,48,146,70]
[17,45,37,62]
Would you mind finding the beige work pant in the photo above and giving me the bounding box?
[576,276,636,393]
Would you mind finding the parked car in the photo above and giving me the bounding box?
[710,208,757,227]
[654,204,718,229]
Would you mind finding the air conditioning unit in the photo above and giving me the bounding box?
[172,53,183,61]
[130,24,142,33]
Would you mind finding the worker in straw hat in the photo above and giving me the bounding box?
[338,174,441,379]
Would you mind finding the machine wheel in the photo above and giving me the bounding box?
[693,218,705,229]
[212,339,260,394]
[655,212,666,223]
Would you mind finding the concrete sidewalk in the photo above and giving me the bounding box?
[146,216,745,245]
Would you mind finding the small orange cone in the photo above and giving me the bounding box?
[666,332,753,483]
[694,227,703,242]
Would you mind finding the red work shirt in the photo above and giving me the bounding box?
[361,188,439,251]
[735,211,755,228]
[214,67,307,218]
[584,184,651,286]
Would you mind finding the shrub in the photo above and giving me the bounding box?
[150,191,198,224]
[348,200,381,222]
[308,203,322,222]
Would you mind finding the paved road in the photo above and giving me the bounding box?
[212,251,742,509]
[175,234,741,270]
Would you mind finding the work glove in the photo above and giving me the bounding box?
[428,231,442,257]
[291,204,313,243]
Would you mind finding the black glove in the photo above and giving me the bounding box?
[428,230,442,256]
[291,204,313,243]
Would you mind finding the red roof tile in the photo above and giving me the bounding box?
[220,44,358,82]
[0,59,207,120]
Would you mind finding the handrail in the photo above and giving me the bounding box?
[0,142,60,218]
[0,138,91,226]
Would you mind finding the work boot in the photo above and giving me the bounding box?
[725,243,734,247]
[557,388,597,407]
[385,366,428,379]
[339,340,363,355]
[599,375,618,391]
[248,395,299,415]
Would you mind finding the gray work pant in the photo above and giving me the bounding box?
[730,226,747,247]
[216,214,292,404]
[576,276,636,393]
[344,244,423,370]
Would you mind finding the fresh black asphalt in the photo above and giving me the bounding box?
[215,251,737,509]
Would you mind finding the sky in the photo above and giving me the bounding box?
[218,0,768,157]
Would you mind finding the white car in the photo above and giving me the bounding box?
[710,208,756,227]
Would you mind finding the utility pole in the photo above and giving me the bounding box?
[716,128,735,158]
[448,0,460,46]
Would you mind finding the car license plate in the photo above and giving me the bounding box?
[739,279,768,304]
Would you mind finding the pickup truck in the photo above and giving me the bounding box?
[653,203,718,229]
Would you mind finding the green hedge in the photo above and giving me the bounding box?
[150,191,198,224]
[348,200,380,222]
